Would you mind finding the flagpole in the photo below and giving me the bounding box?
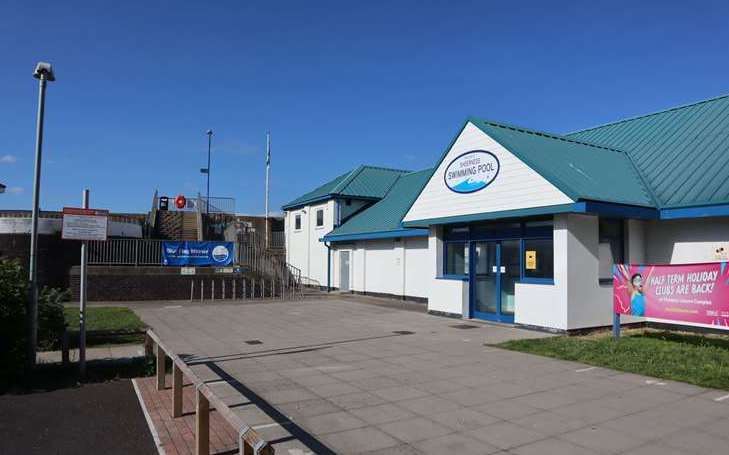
[265,131,270,249]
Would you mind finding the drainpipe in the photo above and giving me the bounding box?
[325,241,331,292]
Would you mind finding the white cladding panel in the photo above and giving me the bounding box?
[403,122,572,223]
[644,218,729,264]
[285,200,335,286]
[404,237,429,298]
[364,239,400,295]
[331,238,429,299]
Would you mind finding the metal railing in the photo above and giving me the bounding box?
[88,239,164,265]
[270,230,285,249]
[87,236,302,296]
[147,330,274,454]
[199,196,235,214]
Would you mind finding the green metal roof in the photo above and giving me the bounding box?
[282,165,409,210]
[468,118,656,207]
[324,168,432,240]
[567,94,729,208]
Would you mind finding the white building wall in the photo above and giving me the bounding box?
[403,122,572,224]
[563,214,615,330]
[404,237,430,298]
[364,239,400,295]
[426,226,466,315]
[330,237,430,299]
[514,215,568,330]
[644,217,729,264]
[285,199,335,287]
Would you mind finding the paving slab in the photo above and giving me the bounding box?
[136,297,729,454]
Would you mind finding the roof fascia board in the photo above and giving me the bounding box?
[402,203,576,227]
[574,201,658,219]
[402,200,662,227]
[660,204,729,220]
[322,228,429,242]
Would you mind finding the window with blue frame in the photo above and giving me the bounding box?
[442,219,555,283]
[599,218,624,283]
[522,237,554,281]
[445,241,469,275]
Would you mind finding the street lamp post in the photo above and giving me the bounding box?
[27,62,55,369]
[204,129,213,213]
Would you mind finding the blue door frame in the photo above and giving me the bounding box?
[469,240,516,323]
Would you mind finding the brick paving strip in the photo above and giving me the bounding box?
[134,298,729,455]
[133,375,239,455]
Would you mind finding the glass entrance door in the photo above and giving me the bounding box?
[471,240,518,323]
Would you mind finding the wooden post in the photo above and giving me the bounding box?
[211,280,215,301]
[156,343,166,391]
[173,363,183,418]
[200,280,204,302]
[190,280,194,302]
[222,279,226,299]
[242,279,247,299]
[252,280,255,299]
[196,386,210,455]
[61,327,69,365]
[232,279,236,300]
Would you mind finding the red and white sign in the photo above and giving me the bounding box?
[62,207,109,241]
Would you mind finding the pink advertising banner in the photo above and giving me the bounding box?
[613,262,729,328]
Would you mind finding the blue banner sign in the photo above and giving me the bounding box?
[162,241,235,266]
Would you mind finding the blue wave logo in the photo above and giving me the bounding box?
[212,245,230,262]
[444,150,500,194]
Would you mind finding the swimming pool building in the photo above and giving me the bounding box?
[284,94,729,331]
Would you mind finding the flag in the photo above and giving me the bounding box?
[266,132,271,166]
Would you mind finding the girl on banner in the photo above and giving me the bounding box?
[615,264,654,316]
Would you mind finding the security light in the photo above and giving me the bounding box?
[33,62,55,81]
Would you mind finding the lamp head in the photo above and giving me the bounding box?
[33,62,55,81]
[206,129,213,136]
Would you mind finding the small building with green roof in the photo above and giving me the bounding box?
[285,94,729,331]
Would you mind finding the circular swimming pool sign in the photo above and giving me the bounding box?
[212,245,230,262]
[443,150,500,193]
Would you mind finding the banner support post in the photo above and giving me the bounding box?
[612,312,621,339]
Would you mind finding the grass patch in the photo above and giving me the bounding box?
[64,306,146,332]
[498,329,729,390]
[63,307,146,347]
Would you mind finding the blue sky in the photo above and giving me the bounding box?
[1,0,728,214]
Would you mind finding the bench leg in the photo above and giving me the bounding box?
[196,387,210,455]
[172,363,183,418]
[156,344,166,391]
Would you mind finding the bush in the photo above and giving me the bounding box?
[38,287,69,351]
[0,259,70,387]
[0,259,27,385]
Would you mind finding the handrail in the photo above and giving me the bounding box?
[147,329,274,454]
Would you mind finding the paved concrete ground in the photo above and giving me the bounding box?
[137,298,729,455]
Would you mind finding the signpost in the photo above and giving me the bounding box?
[62,190,108,377]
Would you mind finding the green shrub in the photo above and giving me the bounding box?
[0,259,27,385]
[38,287,69,350]
[0,259,70,387]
